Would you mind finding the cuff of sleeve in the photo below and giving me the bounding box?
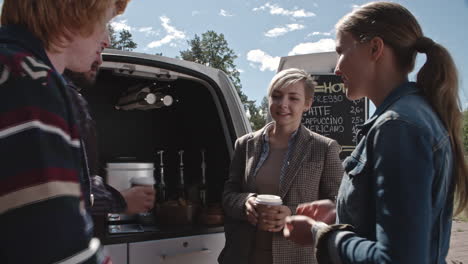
[315,224,354,264]
[89,176,127,215]
[327,231,354,264]
[247,193,257,199]
[311,221,328,244]
[240,193,257,219]
[105,184,127,213]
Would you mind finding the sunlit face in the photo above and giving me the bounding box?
[334,31,373,100]
[64,7,113,73]
[269,81,312,129]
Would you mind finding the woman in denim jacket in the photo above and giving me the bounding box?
[284,2,468,263]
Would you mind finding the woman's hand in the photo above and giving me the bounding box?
[259,205,292,232]
[245,196,258,226]
[296,199,336,224]
[283,215,316,245]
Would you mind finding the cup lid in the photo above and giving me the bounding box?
[130,176,155,186]
[255,194,282,205]
[106,162,154,169]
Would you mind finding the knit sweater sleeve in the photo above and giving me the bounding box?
[0,50,102,263]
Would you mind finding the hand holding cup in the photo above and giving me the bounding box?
[255,195,291,232]
[123,176,156,214]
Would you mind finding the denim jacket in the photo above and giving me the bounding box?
[330,82,454,263]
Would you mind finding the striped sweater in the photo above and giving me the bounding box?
[0,25,106,263]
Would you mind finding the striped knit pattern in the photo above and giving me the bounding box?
[0,25,104,264]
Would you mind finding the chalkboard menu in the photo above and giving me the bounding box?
[302,74,368,159]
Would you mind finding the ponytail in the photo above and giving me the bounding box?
[415,37,468,216]
[336,1,468,216]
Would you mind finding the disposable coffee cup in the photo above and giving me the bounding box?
[130,176,155,187]
[255,195,283,231]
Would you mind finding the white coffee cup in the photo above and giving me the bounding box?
[255,195,283,231]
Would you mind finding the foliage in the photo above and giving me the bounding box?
[249,96,269,130]
[247,101,264,131]
[107,24,137,51]
[180,31,246,99]
[180,30,266,129]
[260,96,269,121]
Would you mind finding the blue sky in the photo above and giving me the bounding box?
[1,0,467,109]
[108,0,468,110]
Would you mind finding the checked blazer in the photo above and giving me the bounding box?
[219,124,344,264]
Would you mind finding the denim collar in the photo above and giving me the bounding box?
[252,122,301,186]
[359,81,419,136]
[261,121,300,144]
[0,24,55,72]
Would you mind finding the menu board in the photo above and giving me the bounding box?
[301,74,368,159]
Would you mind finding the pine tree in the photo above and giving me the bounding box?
[107,24,118,48]
[107,24,137,51]
[180,30,266,129]
[180,31,248,104]
[115,30,137,51]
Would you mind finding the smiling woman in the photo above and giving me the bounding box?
[284,2,468,264]
[220,68,343,264]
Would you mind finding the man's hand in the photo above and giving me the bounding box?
[283,215,316,246]
[121,186,155,214]
[296,199,336,224]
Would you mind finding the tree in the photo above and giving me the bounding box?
[260,96,269,120]
[107,24,118,48]
[107,24,137,51]
[180,31,266,128]
[248,96,269,130]
[180,31,248,103]
[115,30,137,51]
[246,101,263,131]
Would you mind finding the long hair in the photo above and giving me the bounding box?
[336,1,468,215]
[1,0,130,50]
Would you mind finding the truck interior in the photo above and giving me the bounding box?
[81,64,232,206]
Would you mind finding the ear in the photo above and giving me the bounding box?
[369,36,384,61]
[304,98,313,112]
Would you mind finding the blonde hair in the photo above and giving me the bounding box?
[336,1,468,215]
[1,0,130,50]
[268,68,315,101]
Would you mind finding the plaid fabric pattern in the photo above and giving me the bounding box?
[221,124,344,264]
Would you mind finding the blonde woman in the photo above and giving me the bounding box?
[219,68,343,264]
